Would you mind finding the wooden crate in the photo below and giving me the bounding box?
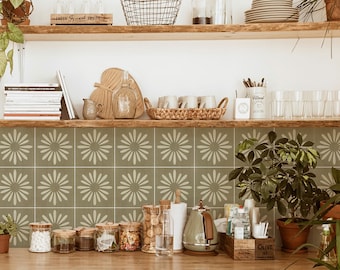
[219,233,275,260]
[50,14,113,25]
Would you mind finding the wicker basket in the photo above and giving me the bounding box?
[144,97,228,120]
[121,0,181,25]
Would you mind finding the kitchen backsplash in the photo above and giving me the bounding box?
[0,126,338,248]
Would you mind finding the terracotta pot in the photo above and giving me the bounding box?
[325,0,340,21]
[276,218,311,253]
[1,0,33,25]
[0,234,10,254]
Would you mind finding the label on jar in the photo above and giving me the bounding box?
[248,87,266,119]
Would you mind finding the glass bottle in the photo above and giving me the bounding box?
[318,224,337,264]
[52,229,76,254]
[156,200,173,256]
[112,70,137,119]
[29,222,52,253]
[192,0,213,24]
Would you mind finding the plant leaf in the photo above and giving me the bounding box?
[9,0,24,9]
[0,51,7,77]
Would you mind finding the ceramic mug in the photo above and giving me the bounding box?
[178,96,198,108]
[158,96,178,109]
[198,96,216,108]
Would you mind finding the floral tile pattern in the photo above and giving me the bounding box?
[0,126,338,248]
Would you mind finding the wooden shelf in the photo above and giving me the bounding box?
[16,22,340,41]
[1,119,340,128]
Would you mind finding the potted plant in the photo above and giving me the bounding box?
[0,214,18,253]
[297,0,340,21]
[0,0,26,78]
[1,0,33,25]
[229,130,329,252]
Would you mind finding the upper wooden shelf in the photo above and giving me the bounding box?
[16,22,340,41]
[0,119,340,128]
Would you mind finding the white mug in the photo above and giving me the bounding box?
[178,96,198,108]
[199,96,216,108]
[158,96,178,109]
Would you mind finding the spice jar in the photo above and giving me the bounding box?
[52,229,76,254]
[95,222,119,252]
[75,227,96,251]
[142,205,161,253]
[29,222,52,253]
[119,222,141,251]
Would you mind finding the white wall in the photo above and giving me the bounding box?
[3,0,339,119]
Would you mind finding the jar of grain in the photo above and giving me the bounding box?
[95,222,119,252]
[75,227,96,251]
[52,229,76,254]
[119,222,141,251]
[29,222,52,253]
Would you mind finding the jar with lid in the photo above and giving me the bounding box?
[119,222,141,251]
[75,227,96,251]
[95,222,119,252]
[29,222,52,253]
[192,0,213,24]
[52,229,76,254]
[141,205,161,253]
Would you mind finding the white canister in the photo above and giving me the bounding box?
[248,87,267,119]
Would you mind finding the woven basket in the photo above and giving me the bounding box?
[121,0,181,25]
[144,97,228,120]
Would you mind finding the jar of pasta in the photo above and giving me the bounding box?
[141,205,161,253]
[95,222,119,252]
[119,222,141,251]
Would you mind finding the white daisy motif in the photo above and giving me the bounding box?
[3,210,30,246]
[42,210,70,229]
[320,172,337,197]
[80,210,108,227]
[317,129,340,165]
[157,129,192,165]
[117,129,152,165]
[198,170,232,206]
[157,170,192,201]
[0,129,32,165]
[0,170,32,206]
[38,170,72,206]
[280,130,307,140]
[78,129,112,165]
[118,170,152,206]
[78,170,112,205]
[197,129,231,165]
[121,210,143,223]
[38,129,72,165]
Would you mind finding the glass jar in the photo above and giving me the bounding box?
[192,0,213,24]
[119,222,141,251]
[75,227,96,251]
[52,229,76,254]
[29,222,52,253]
[141,205,161,253]
[95,222,119,252]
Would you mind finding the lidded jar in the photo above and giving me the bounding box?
[75,227,96,251]
[141,205,161,253]
[29,222,52,253]
[119,222,141,251]
[95,222,119,252]
[52,229,76,254]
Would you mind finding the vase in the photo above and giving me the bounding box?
[1,0,33,25]
[0,234,10,253]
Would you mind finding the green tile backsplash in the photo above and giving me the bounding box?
[0,126,339,248]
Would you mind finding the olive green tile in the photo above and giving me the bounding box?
[0,168,34,207]
[76,128,114,166]
[0,127,34,166]
[36,208,75,230]
[115,168,154,207]
[195,168,234,207]
[36,168,74,208]
[75,208,114,227]
[115,128,154,166]
[195,128,234,167]
[155,168,194,206]
[36,128,74,166]
[155,128,194,167]
[313,127,340,166]
[75,168,114,208]
[115,208,144,223]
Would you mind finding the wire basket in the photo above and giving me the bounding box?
[121,0,181,25]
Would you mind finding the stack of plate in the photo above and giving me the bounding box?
[245,0,299,23]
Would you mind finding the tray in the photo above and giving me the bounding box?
[144,97,228,120]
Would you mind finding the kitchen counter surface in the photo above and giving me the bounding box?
[1,248,316,270]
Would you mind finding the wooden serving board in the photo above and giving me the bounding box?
[90,68,144,119]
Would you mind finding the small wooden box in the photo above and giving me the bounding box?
[220,233,275,260]
[50,14,113,25]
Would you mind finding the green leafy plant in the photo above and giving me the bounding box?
[0,214,18,236]
[229,130,329,222]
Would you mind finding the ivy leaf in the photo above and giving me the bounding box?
[9,0,24,9]
[7,23,24,44]
[0,51,7,77]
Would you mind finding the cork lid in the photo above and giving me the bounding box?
[95,222,119,230]
[119,222,141,230]
[29,222,52,228]
[75,227,96,237]
[53,229,76,237]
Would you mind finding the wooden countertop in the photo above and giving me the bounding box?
[1,248,316,270]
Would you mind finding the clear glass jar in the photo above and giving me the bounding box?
[95,222,119,252]
[75,227,96,251]
[52,229,76,254]
[141,205,161,253]
[192,0,213,24]
[119,222,141,251]
[29,222,52,253]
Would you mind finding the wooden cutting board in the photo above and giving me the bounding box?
[90,68,144,119]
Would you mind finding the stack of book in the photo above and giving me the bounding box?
[4,83,63,120]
